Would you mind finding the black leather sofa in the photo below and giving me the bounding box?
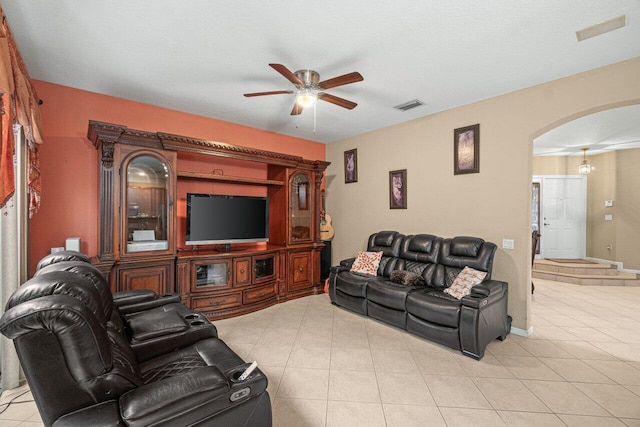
[0,252,272,426]
[329,231,512,360]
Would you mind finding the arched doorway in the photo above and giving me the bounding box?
[532,103,640,271]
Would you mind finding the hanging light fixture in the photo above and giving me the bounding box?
[578,147,592,175]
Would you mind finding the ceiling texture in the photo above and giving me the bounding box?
[2,1,639,149]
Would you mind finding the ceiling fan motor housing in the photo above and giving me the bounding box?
[295,70,320,87]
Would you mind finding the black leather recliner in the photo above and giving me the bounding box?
[329,231,512,360]
[34,260,218,362]
[1,256,272,426]
[35,250,184,314]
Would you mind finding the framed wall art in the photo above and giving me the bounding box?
[389,169,407,209]
[344,148,358,183]
[454,123,480,175]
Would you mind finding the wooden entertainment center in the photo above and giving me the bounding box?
[88,120,329,319]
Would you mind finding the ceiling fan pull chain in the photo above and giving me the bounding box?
[313,102,317,132]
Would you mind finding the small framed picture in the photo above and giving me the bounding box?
[454,124,480,175]
[389,169,407,209]
[344,148,358,183]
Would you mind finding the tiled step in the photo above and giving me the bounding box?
[533,259,640,286]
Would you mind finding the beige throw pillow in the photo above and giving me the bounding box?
[443,266,487,299]
[350,251,383,276]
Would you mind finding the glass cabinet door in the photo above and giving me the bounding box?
[290,172,312,243]
[125,154,170,254]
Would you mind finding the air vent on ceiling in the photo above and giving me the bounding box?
[393,99,425,111]
[576,14,626,41]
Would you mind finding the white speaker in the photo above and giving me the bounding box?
[65,237,81,252]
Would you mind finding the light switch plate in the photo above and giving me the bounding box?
[605,214,613,221]
[502,239,515,250]
[605,200,614,207]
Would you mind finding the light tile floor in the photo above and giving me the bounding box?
[3,278,640,426]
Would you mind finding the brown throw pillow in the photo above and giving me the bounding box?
[390,270,425,286]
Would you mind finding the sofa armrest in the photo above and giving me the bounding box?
[114,290,182,315]
[53,401,123,427]
[330,265,351,275]
[119,366,230,427]
[339,257,356,268]
[459,279,511,360]
[461,280,506,309]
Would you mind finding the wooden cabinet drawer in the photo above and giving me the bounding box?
[191,292,242,311]
[244,283,276,304]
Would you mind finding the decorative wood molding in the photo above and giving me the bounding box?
[100,139,115,168]
[87,120,330,170]
[158,132,302,167]
[177,171,285,186]
[87,121,127,168]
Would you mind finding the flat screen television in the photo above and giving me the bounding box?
[186,193,269,247]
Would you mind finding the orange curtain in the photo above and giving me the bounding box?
[0,10,43,216]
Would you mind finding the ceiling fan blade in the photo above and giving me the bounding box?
[269,64,303,86]
[318,93,357,110]
[317,72,363,90]
[244,90,293,97]
[291,103,303,115]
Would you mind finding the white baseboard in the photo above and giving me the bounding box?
[510,326,533,337]
[586,257,640,274]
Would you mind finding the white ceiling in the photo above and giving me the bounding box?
[2,1,640,144]
[534,105,640,157]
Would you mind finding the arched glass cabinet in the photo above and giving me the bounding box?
[289,171,312,244]
[111,144,176,295]
[124,154,171,254]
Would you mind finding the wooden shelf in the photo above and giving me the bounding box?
[177,171,284,186]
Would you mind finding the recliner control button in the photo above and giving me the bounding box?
[230,387,251,402]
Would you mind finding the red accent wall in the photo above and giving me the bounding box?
[30,81,325,274]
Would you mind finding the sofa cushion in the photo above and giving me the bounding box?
[440,237,497,279]
[335,271,371,298]
[444,267,487,299]
[367,231,403,257]
[444,266,463,288]
[450,236,483,257]
[406,289,461,328]
[390,270,425,286]
[400,234,441,264]
[350,251,383,276]
[367,279,414,310]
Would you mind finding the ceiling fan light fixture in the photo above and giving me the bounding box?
[296,89,317,108]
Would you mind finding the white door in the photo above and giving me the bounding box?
[538,175,586,259]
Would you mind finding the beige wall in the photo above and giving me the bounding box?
[616,149,640,270]
[587,152,617,262]
[325,57,640,333]
[533,148,640,270]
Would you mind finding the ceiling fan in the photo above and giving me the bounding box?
[244,64,364,115]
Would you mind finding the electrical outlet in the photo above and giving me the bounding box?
[502,239,514,250]
[605,200,614,207]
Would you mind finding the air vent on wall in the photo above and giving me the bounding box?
[393,99,425,111]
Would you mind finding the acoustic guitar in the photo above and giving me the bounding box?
[319,189,335,241]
